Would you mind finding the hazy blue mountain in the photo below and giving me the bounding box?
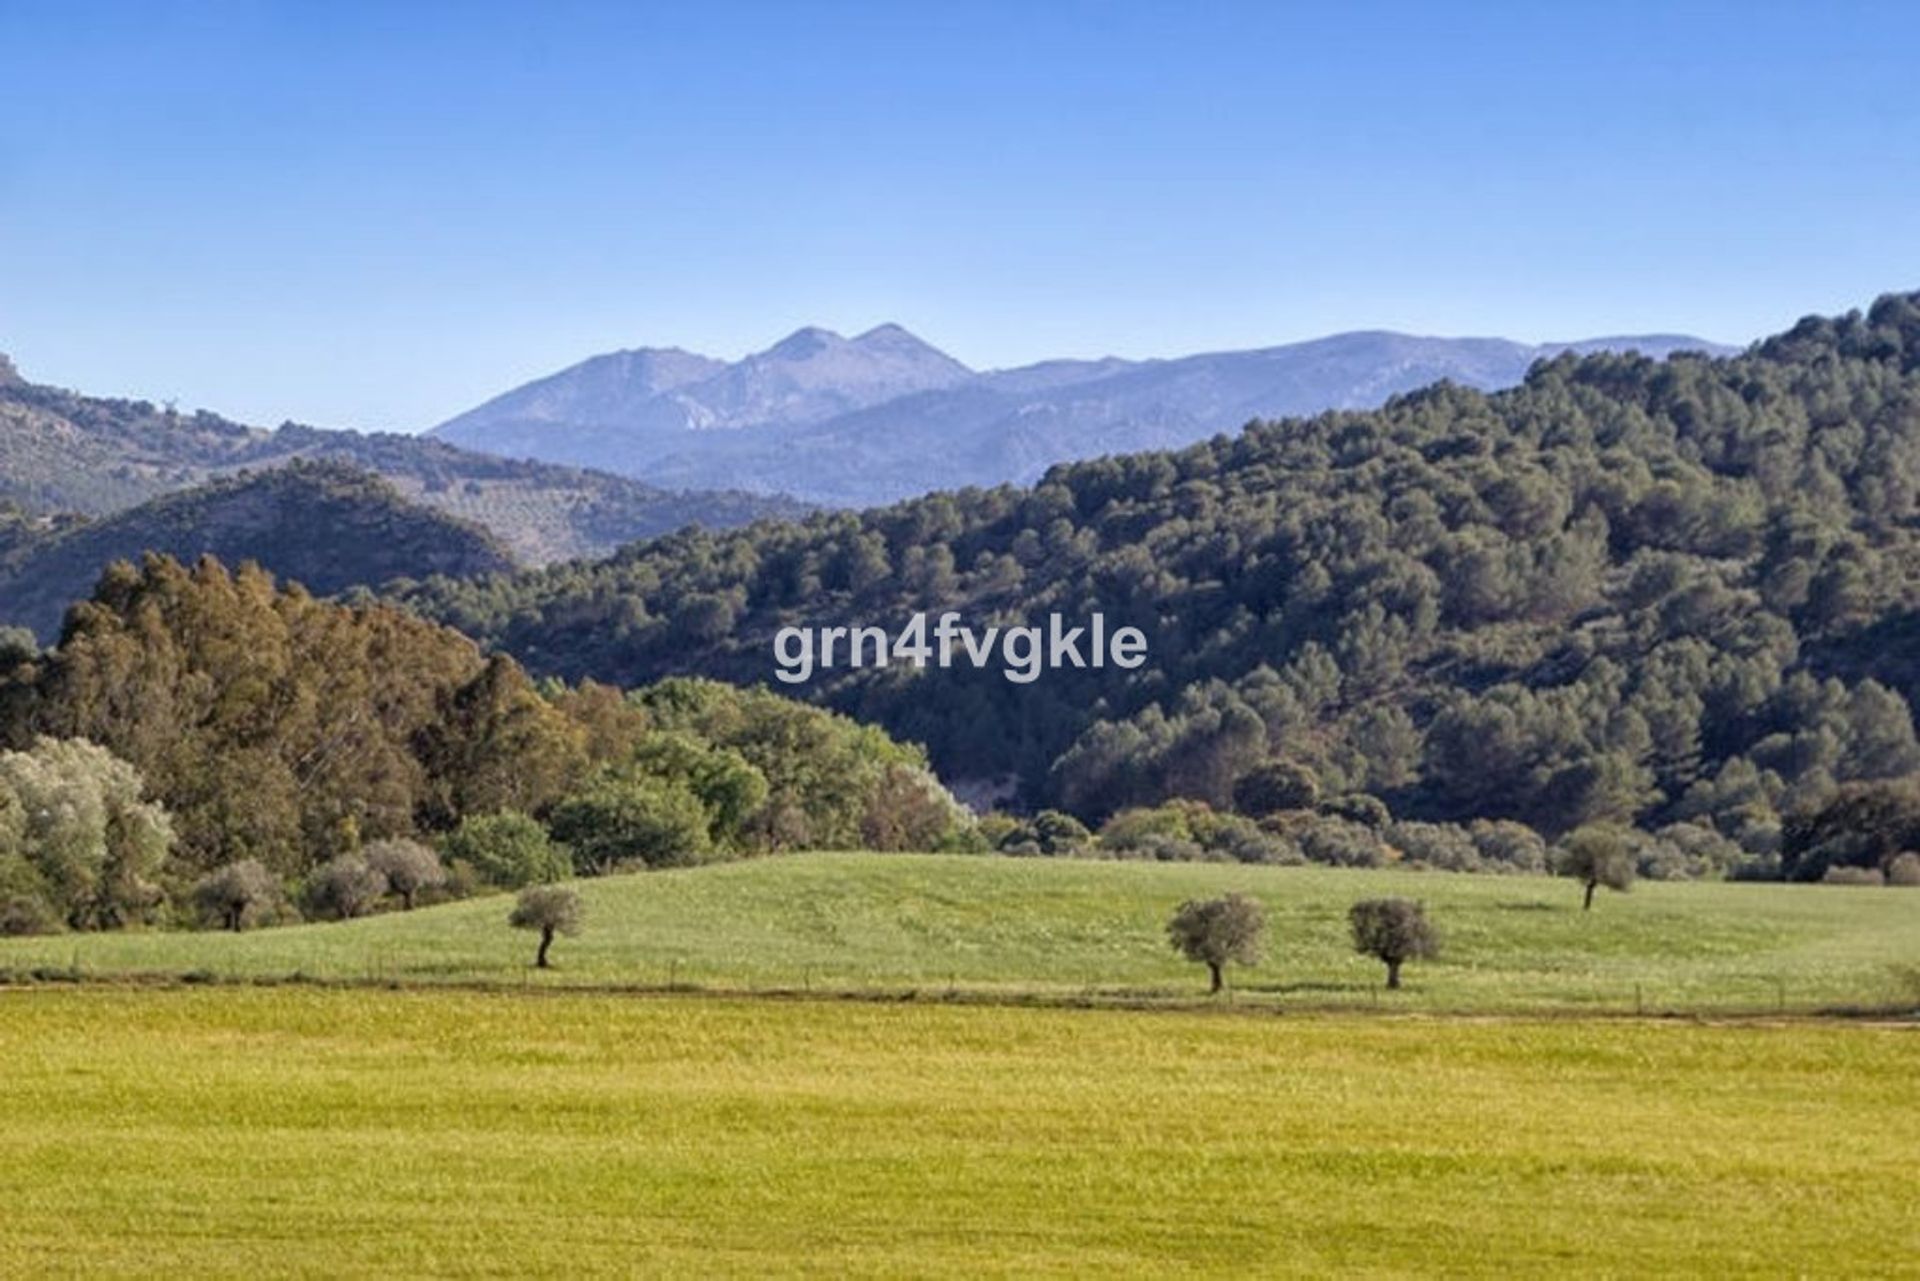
[0,355,810,564]
[435,323,973,470]
[432,326,1735,505]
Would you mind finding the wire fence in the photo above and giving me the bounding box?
[6,954,1917,1021]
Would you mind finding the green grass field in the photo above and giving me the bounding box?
[1,987,1915,1277]
[3,855,1916,1013]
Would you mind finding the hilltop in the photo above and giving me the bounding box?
[0,361,809,564]
[0,461,515,640]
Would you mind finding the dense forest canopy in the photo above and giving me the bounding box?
[0,556,968,931]
[398,293,1920,867]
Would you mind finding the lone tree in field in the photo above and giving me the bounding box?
[1557,824,1636,910]
[510,885,583,969]
[1348,898,1438,990]
[363,838,447,910]
[191,859,279,932]
[1167,893,1267,993]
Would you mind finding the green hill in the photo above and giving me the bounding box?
[0,361,810,564]
[0,461,515,639]
[5,854,1913,1013]
[397,292,1920,855]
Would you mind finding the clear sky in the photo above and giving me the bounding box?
[2,0,1916,431]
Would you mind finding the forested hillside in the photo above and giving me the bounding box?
[0,461,515,640]
[0,555,967,932]
[0,362,809,563]
[399,293,1920,868]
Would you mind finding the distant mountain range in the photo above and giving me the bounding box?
[0,358,810,565]
[433,326,1739,505]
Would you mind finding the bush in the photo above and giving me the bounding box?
[1888,852,1920,887]
[1318,793,1391,830]
[362,839,446,910]
[1821,865,1886,886]
[1387,821,1479,872]
[303,855,386,921]
[1637,821,1742,881]
[1121,833,1208,863]
[1231,760,1320,816]
[1295,815,1386,868]
[1099,801,1301,864]
[442,811,571,889]
[549,776,713,873]
[861,764,970,852]
[1467,819,1548,874]
[1029,810,1092,855]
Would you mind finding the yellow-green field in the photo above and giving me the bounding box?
[0,986,1915,1277]
[3,855,1916,1014]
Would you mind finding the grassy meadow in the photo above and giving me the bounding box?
[2,854,1916,1013]
[0,986,1915,1277]
[3,856,1920,1014]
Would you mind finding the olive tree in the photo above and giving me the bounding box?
[303,854,386,921]
[510,884,583,968]
[1557,824,1637,910]
[191,859,280,931]
[363,838,446,910]
[1348,897,1439,990]
[0,737,173,930]
[1166,892,1266,993]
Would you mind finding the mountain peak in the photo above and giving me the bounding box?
[853,322,920,345]
[766,326,847,359]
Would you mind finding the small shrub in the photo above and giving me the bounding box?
[1887,852,1920,887]
[442,811,571,889]
[1319,793,1391,830]
[1821,865,1886,886]
[1468,819,1548,874]
[1296,815,1386,868]
[1387,821,1479,872]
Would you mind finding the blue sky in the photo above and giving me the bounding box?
[2,0,1916,431]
